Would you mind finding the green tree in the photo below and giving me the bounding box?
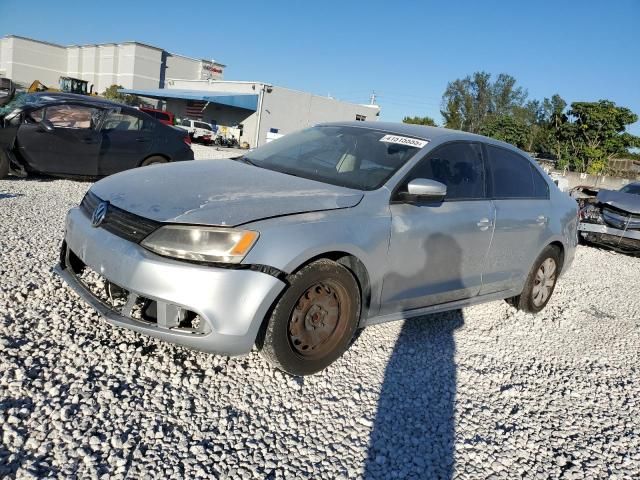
[479,116,530,149]
[402,115,437,126]
[562,101,640,174]
[440,72,527,133]
[101,84,145,106]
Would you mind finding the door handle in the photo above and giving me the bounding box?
[135,137,150,142]
[477,218,492,231]
[82,138,97,144]
[536,215,547,225]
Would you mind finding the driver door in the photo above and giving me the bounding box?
[380,142,495,314]
[17,104,103,176]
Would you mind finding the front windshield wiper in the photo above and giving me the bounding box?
[234,156,260,167]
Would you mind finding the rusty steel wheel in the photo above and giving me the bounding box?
[288,280,349,359]
[257,259,361,376]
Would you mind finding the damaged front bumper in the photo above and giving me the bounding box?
[55,207,287,355]
[578,222,640,254]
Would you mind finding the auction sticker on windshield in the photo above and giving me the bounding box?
[379,135,429,148]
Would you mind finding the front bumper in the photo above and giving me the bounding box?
[56,207,286,355]
[578,222,640,253]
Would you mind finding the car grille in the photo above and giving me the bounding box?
[602,207,640,231]
[80,190,161,243]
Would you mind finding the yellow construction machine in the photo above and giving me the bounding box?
[28,77,94,95]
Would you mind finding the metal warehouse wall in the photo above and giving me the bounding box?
[257,86,380,145]
[0,35,222,94]
[0,36,67,88]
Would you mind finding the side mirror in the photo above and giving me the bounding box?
[38,119,55,133]
[402,178,447,202]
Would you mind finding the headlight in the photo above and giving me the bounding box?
[141,225,259,264]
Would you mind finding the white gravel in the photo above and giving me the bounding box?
[1,176,639,479]
[190,144,246,161]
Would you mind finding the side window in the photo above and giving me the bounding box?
[44,105,99,129]
[531,165,550,198]
[29,108,45,122]
[487,145,542,199]
[404,142,486,200]
[103,111,153,132]
[181,119,191,127]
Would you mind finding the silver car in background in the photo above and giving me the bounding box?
[56,122,578,375]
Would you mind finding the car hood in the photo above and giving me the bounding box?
[90,159,364,226]
[596,189,640,215]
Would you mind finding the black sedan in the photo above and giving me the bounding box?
[0,93,194,179]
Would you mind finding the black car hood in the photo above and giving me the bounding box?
[90,159,364,226]
[597,189,640,215]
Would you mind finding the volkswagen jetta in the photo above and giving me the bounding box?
[56,122,578,375]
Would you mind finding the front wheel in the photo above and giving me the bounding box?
[507,245,562,313]
[257,259,361,376]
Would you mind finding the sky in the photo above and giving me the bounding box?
[1,0,639,134]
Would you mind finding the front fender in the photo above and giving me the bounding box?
[243,202,391,316]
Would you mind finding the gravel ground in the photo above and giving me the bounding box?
[1,176,639,480]
[190,144,246,160]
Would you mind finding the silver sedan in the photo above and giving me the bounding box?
[56,122,578,375]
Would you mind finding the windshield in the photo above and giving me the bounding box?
[0,93,53,117]
[243,126,424,190]
[620,183,640,196]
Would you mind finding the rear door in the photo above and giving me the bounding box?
[16,103,103,175]
[479,144,551,295]
[99,109,155,175]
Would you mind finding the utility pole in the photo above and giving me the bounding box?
[369,91,377,105]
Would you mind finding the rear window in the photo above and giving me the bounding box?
[487,145,547,199]
[195,121,212,130]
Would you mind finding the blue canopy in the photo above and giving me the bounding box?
[118,88,259,111]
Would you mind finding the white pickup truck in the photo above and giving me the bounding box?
[176,119,215,144]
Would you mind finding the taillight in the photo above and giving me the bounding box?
[183,135,192,146]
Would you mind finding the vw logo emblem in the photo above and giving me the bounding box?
[91,201,109,227]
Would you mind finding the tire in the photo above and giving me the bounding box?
[140,156,168,167]
[0,150,9,179]
[257,259,361,376]
[507,245,562,313]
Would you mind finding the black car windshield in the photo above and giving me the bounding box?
[0,93,51,116]
[243,126,424,190]
[620,183,640,195]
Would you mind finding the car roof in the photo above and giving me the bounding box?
[317,121,525,152]
[18,92,133,110]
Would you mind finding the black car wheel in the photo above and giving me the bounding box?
[257,259,361,376]
[507,244,563,313]
[0,150,9,179]
[140,156,167,167]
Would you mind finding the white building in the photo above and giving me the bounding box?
[1,34,381,149]
[0,35,225,92]
[121,80,381,148]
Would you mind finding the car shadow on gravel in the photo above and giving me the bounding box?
[364,233,464,479]
[363,310,463,479]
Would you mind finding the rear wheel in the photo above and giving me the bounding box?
[507,245,562,313]
[140,156,167,167]
[0,150,10,179]
[257,259,361,376]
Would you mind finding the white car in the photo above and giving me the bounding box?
[176,119,214,143]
